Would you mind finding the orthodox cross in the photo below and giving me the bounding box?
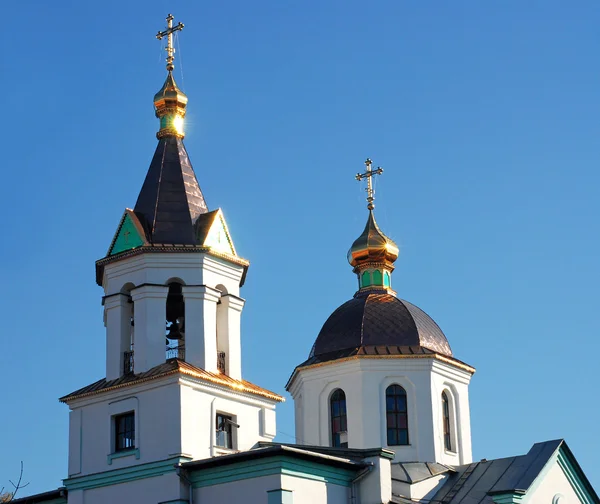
[156,14,185,72]
[355,158,383,210]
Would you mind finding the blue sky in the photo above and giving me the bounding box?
[2,0,599,495]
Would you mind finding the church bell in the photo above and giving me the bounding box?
[166,318,185,340]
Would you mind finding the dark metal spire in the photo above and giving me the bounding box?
[133,137,208,244]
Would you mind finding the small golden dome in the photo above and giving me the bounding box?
[154,71,188,139]
[347,210,399,268]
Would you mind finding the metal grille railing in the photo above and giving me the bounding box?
[217,351,226,374]
[166,345,185,361]
[123,350,134,375]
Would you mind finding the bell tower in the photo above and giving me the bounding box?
[61,16,282,488]
[96,14,248,381]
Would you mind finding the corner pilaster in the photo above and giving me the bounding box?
[131,285,169,372]
[104,293,132,380]
[182,285,221,372]
[219,294,245,380]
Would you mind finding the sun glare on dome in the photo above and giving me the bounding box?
[173,115,184,134]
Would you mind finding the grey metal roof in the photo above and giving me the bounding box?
[181,444,365,472]
[392,462,453,484]
[10,488,66,504]
[429,439,600,504]
[133,136,208,244]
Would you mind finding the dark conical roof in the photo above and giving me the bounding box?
[134,136,208,244]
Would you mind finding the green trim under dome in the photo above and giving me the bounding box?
[372,269,382,285]
[359,268,392,290]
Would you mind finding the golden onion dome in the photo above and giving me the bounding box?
[154,71,188,139]
[347,210,399,268]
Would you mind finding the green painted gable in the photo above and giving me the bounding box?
[109,212,146,256]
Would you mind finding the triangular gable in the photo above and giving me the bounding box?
[555,443,599,504]
[199,208,236,256]
[490,441,599,504]
[108,209,148,256]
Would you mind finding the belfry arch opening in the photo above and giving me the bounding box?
[121,283,135,375]
[166,281,185,361]
[216,284,228,374]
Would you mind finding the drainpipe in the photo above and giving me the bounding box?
[210,398,216,457]
[176,467,194,504]
[350,462,374,504]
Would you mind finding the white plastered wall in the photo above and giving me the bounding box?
[101,252,246,376]
[66,473,182,504]
[289,357,473,464]
[66,375,278,478]
[179,376,277,459]
[193,473,350,504]
[525,456,586,504]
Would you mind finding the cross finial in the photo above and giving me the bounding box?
[355,158,384,210]
[156,13,185,72]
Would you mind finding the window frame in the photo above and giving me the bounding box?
[442,390,457,453]
[330,389,348,448]
[385,384,409,446]
[114,411,135,453]
[215,412,235,450]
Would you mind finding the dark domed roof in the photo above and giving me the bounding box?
[308,292,452,364]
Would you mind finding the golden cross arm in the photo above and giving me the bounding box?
[156,14,184,71]
[355,158,384,210]
[156,22,184,40]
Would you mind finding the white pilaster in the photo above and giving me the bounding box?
[131,285,169,373]
[104,293,132,380]
[182,285,221,372]
[218,294,245,379]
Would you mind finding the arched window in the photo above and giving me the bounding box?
[383,271,391,288]
[166,282,185,360]
[330,389,348,448]
[216,285,228,374]
[361,270,371,288]
[442,392,452,451]
[372,269,383,285]
[386,384,408,446]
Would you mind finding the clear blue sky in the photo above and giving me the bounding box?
[2,0,599,496]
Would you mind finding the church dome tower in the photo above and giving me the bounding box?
[286,159,475,466]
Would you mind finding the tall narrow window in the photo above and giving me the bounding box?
[166,282,185,360]
[330,389,348,448]
[114,412,135,452]
[442,392,452,451]
[386,384,409,446]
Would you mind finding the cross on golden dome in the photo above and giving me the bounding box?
[156,13,185,72]
[355,158,383,210]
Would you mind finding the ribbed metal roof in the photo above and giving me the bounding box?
[309,291,452,362]
[133,136,208,244]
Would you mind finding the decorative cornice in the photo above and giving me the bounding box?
[96,245,250,286]
[60,361,284,404]
[286,352,475,390]
[97,245,249,268]
[156,129,184,139]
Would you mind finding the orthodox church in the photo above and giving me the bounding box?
[13,15,598,504]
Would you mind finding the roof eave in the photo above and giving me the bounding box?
[286,352,476,391]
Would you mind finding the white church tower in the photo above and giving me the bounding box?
[59,15,283,504]
[287,159,475,467]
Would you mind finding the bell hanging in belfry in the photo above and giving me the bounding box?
[166,317,185,340]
